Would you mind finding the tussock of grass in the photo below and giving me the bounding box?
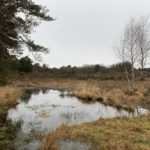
[0,86,20,106]
[42,132,59,150]
[0,87,20,117]
[44,116,150,150]
[73,87,104,102]
[42,124,67,150]
[0,86,21,117]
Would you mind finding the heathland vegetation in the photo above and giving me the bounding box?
[0,1,150,150]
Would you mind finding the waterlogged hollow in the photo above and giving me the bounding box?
[7,89,148,150]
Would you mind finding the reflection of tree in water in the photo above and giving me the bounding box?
[41,89,49,94]
[97,102,137,118]
[59,90,73,98]
[59,91,65,98]
[20,89,33,103]
[20,89,41,103]
[32,89,41,95]
[14,119,42,149]
[60,111,89,124]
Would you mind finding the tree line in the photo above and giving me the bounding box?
[1,54,150,81]
[34,62,150,79]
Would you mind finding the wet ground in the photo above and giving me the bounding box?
[7,89,149,150]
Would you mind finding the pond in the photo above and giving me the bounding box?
[7,89,148,150]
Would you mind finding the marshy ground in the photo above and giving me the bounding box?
[43,116,150,150]
[0,78,150,150]
[15,78,150,110]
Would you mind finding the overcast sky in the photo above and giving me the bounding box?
[32,0,150,67]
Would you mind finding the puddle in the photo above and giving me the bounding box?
[7,89,149,150]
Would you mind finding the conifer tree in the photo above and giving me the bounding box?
[0,0,53,65]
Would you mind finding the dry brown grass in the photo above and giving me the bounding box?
[0,86,20,105]
[44,115,150,150]
[13,78,150,110]
[42,132,58,150]
[0,86,21,116]
[1,78,149,150]
[42,124,67,150]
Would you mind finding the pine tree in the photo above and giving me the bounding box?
[0,0,53,66]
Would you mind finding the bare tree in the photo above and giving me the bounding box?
[136,16,150,80]
[115,36,131,89]
[116,18,139,89]
[115,16,150,89]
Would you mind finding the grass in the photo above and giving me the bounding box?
[0,86,21,150]
[13,78,150,110]
[0,78,150,150]
[42,131,59,150]
[0,86,21,119]
[43,115,150,150]
[0,86,21,105]
[24,78,149,150]
[0,121,21,150]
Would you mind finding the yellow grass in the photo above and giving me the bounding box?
[43,115,150,150]
[0,86,21,116]
[0,78,150,150]
[0,86,20,105]
[13,78,150,110]
[42,132,59,150]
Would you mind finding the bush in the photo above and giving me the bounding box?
[18,57,33,73]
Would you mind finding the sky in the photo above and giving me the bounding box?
[31,0,150,67]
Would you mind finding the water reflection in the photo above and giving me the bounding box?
[20,89,49,103]
[20,89,33,103]
[7,89,149,150]
[60,140,91,150]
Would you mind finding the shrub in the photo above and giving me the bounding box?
[18,57,33,73]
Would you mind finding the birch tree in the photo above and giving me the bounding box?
[116,18,139,89]
[136,16,150,80]
[115,16,150,90]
